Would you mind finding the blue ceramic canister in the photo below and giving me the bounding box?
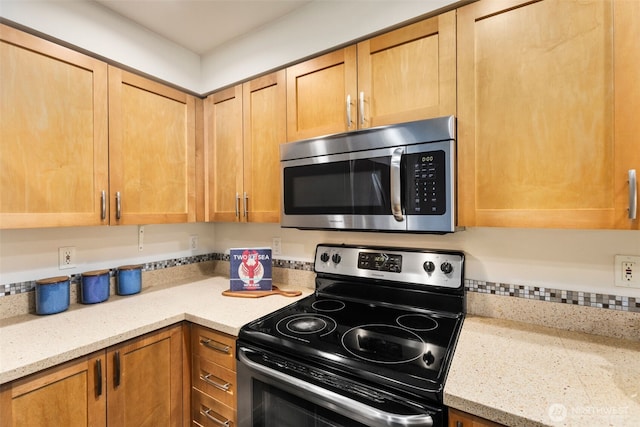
[35,276,70,315]
[117,265,142,295]
[81,269,110,304]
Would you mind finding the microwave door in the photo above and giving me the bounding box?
[281,148,406,231]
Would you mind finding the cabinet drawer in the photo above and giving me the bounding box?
[191,325,236,371]
[193,355,236,408]
[192,388,236,427]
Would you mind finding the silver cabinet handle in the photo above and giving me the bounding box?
[238,348,433,427]
[235,192,240,218]
[100,190,107,221]
[243,192,248,218]
[390,147,404,222]
[200,405,230,427]
[200,372,231,391]
[115,192,121,221]
[200,338,230,354]
[629,169,637,220]
[359,91,365,126]
[346,94,352,128]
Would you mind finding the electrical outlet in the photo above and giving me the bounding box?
[190,235,198,251]
[615,255,640,288]
[58,246,76,269]
[272,237,282,256]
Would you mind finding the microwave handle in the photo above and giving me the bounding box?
[390,148,404,222]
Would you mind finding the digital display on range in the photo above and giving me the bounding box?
[357,252,402,273]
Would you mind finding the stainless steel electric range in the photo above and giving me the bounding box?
[237,243,465,427]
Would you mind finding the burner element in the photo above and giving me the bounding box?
[396,314,438,332]
[287,317,327,334]
[341,324,425,364]
[311,299,346,312]
[276,314,337,342]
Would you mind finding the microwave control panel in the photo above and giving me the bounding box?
[405,150,446,215]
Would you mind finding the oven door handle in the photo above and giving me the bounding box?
[238,347,434,427]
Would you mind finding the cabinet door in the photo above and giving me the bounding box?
[448,408,504,427]
[0,24,109,229]
[614,0,640,230]
[108,67,196,225]
[286,46,357,141]
[457,0,620,228]
[106,325,184,427]
[206,85,244,222]
[0,352,106,427]
[357,11,456,128]
[242,70,286,223]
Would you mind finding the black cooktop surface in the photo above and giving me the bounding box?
[239,290,464,401]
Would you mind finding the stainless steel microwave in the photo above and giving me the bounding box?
[280,116,456,233]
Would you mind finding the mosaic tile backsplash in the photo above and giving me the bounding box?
[1,253,638,313]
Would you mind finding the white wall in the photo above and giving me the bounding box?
[0,0,202,92]
[200,0,457,92]
[0,223,216,285]
[214,223,640,298]
[1,0,457,94]
[2,222,638,300]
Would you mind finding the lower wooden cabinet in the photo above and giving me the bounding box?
[0,324,186,427]
[191,324,237,427]
[106,324,186,427]
[0,351,106,427]
[449,408,505,427]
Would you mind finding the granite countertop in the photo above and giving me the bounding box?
[2,277,639,427]
[0,276,310,384]
[445,316,640,427]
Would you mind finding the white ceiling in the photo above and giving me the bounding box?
[92,0,314,55]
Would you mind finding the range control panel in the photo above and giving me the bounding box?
[314,244,464,289]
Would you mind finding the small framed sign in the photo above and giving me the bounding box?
[230,247,273,291]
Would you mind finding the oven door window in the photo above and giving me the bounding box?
[252,378,368,427]
[283,157,391,215]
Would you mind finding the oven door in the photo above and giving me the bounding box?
[237,344,442,427]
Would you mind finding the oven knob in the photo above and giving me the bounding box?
[423,261,435,273]
[423,350,435,366]
[320,252,330,263]
[332,253,342,264]
[440,262,453,274]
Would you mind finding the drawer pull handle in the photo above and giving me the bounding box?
[200,405,230,427]
[200,372,231,391]
[200,338,230,354]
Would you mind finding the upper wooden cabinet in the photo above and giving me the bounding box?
[206,70,286,223]
[286,11,456,142]
[108,67,197,225]
[0,25,198,229]
[0,24,109,229]
[457,0,639,230]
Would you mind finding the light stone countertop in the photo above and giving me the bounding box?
[3,276,639,427]
[0,276,310,384]
[444,316,640,426]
